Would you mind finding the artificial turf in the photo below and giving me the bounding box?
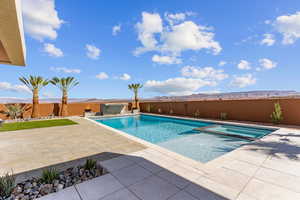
[0,119,78,132]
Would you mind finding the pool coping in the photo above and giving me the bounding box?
[85,113,282,169]
[85,115,208,170]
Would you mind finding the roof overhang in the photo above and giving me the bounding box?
[0,0,26,66]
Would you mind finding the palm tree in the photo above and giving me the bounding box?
[128,83,143,110]
[19,76,49,118]
[50,77,79,116]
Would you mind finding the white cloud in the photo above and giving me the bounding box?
[218,61,227,66]
[230,74,256,88]
[273,12,300,44]
[86,44,101,60]
[237,60,251,70]
[164,12,186,25]
[112,24,121,36]
[161,21,221,55]
[119,73,131,80]
[96,72,109,80]
[134,12,163,55]
[43,43,63,57]
[265,20,271,24]
[0,82,31,93]
[42,92,55,98]
[134,12,221,63]
[181,66,228,81]
[259,58,277,70]
[260,34,275,46]
[22,0,64,41]
[50,67,81,74]
[144,77,215,96]
[202,90,221,94]
[152,55,181,64]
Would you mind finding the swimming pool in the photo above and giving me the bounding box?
[94,114,274,163]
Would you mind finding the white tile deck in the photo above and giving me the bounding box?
[36,118,300,200]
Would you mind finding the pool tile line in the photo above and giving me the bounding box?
[141,113,279,132]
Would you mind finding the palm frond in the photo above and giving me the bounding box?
[50,77,79,92]
[19,75,48,92]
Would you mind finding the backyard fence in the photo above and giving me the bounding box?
[139,98,300,126]
[1,98,300,125]
[0,102,101,120]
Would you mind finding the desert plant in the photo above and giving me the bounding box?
[0,171,15,198]
[41,168,59,184]
[50,77,79,117]
[194,109,200,118]
[128,83,143,110]
[19,76,49,118]
[270,102,283,124]
[4,104,26,119]
[220,112,228,120]
[84,159,97,171]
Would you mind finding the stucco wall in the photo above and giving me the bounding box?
[139,98,300,125]
[0,103,101,120]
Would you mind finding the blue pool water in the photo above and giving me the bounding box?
[95,114,274,163]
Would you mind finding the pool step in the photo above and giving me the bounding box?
[193,125,256,141]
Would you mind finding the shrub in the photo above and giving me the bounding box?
[0,171,15,198]
[4,104,26,119]
[194,109,200,118]
[220,112,227,120]
[41,168,59,184]
[84,159,97,171]
[270,102,283,124]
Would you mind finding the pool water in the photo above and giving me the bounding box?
[95,114,274,163]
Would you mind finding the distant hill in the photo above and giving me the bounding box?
[147,90,300,101]
[0,90,299,103]
[0,97,130,104]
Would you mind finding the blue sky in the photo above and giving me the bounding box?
[1,0,300,99]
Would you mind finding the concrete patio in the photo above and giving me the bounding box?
[0,117,299,200]
[0,117,146,177]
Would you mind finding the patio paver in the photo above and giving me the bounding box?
[167,191,199,200]
[75,174,124,200]
[37,186,81,200]
[128,175,180,200]
[111,164,152,186]
[100,188,140,200]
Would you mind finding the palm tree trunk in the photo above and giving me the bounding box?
[32,88,39,118]
[134,90,139,110]
[60,90,68,117]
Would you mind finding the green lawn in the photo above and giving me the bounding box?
[0,119,78,132]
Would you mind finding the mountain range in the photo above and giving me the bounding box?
[0,90,299,103]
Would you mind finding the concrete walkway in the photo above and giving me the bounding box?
[38,124,300,200]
